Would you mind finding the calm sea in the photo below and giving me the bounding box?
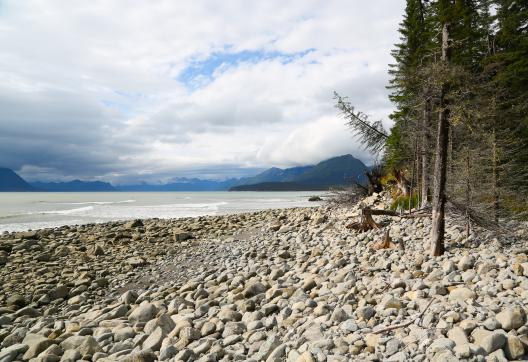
[0,191,323,232]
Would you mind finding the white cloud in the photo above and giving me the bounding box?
[0,0,405,183]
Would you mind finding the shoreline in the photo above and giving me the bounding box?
[1,194,528,361]
[0,205,321,234]
[0,191,324,234]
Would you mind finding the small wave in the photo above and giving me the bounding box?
[39,206,94,215]
[49,199,136,206]
[251,198,288,203]
[143,202,228,209]
[0,214,24,220]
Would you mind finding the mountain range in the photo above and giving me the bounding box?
[0,168,35,191]
[31,180,116,192]
[229,154,368,191]
[0,154,368,192]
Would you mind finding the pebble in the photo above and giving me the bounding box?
[0,193,526,361]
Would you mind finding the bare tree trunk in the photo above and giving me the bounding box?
[421,97,432,207]
[410,139,418,213]
[491,128,499,222]
[394,169,410,197]
[430,23,451,257]
[465,147,471,238]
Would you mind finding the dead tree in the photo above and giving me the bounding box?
[393,169,410,197]
[430,22,451,256]
[334,92,389,163]
[421,95,432,207]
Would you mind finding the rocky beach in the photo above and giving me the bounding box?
[1,193,528,362]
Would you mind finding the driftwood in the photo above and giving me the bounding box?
[346,208,381,231]
[346,208,430,232]
[371,230,405,250]
[372,298,435,335]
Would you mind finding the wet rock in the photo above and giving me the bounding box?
[124,219,143,229]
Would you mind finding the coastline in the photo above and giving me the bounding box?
[0,191,323,233]
[1,195,528,361]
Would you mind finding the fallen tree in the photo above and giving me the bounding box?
[346,207,430,231]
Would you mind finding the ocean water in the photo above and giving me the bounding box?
[0,192,323,232]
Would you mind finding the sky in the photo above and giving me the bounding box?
[0,0,406,184]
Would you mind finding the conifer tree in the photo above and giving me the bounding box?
[386,0,432,171]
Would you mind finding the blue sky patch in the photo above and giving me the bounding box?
[178,48,315,89]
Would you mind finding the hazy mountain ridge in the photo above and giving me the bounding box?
[30,180,116,192]
[0,154,368,192]
[229,154,368,191]
[116,178,238,192]
[0,168,35,191]
[229,182,323,191]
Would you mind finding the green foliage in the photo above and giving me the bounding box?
[383,122,407,170]
[388,0,432,129]
[390,193,420,211]
[334,92,388,154]
[335,0,527,220]
[382,0,528,220]
[502,195,528,221]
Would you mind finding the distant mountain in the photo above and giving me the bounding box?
[0,168,35,191]
[116,178,238,192]
[291,154,368,188]
[234,166,314,186]
[230,182,322,191]
[31,180,116,192]
[228,154,368,191]
[1,154,368,192]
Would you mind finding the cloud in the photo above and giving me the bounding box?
[0,0,405,184]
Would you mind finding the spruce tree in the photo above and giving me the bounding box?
[386,0,432,170]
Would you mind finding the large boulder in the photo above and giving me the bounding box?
[60,335,101,356]
[471,329,506,353]
[127,257,146,268]
[87,244,105,257]
[173,229,192,242]
[124,219,143,229]
[243,281,268,298]
[448,287,476,302]
[128,302,158,324]
[22,334,55,360]
[504,335,525,360]
[144,313,175,336]
[142,327,164,351]
[0,343,28,362]
[495,307,526,331]
[6,294,26,309]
